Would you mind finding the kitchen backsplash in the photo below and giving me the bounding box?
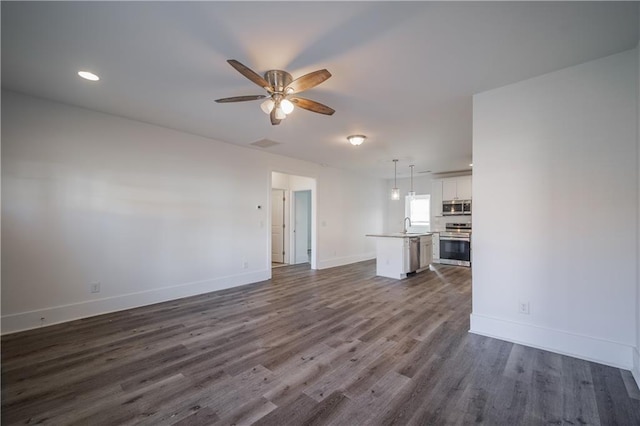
[431,215,471,232]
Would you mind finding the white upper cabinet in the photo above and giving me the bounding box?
[456,176,472,199]
[442,176,472,201]
[442,179,458,200]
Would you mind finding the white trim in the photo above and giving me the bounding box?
[1,270,270,335]
[470,313,635,370]
[317,253,376,270]
[269,170,318,270]
[633,347,640,387]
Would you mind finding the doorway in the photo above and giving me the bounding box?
[270,171,317,270]
[293,190,312,264]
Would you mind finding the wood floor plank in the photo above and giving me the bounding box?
[302,337,396,402]
[2,261,639,425]
[326,371,411,426]
[591,362,640,425]
[621,369,640,401]
[459,337,513,424]
[215,397,277,426]
[560,355,601,425]
[503,342,536,384]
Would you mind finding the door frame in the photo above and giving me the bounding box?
[268,171,317,273]
[271,188,286,264]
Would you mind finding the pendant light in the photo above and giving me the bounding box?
[391,159,400,200]
[408,164,416,198]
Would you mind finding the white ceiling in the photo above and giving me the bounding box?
[2,2,638,179]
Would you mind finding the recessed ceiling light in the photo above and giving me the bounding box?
[469,163,473,167]
[78,71,100,81]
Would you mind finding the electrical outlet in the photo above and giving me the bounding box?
[243,261,249,269]
[90,282,101,293]
[518,301,530,315]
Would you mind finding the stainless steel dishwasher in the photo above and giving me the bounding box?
[408,237,420,273]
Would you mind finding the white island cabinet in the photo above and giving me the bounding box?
[366,233,433,279]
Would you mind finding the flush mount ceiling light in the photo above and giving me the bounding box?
[216,60,335,125]
[347,135,366,146]
[78,70,99,81]
[408,164,416,198]
[391,159,400,201]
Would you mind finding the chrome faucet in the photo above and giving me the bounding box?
[403,217,412,233]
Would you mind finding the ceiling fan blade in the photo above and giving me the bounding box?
[290,97,335,115]
[285,69,331,94]
[215,95,267,103]
[270,109,281,125]
[227,59,273,91]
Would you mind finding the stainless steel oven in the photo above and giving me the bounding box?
[439,223,471,267]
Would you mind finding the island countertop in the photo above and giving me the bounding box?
[366,232,433,238]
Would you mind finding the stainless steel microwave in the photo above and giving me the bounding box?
[443,200,471,216]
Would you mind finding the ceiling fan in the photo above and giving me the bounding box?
[215,60,335,125]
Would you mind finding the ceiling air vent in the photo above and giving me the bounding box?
[250,138,281,148]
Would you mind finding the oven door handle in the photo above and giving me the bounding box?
[441,236,471,241]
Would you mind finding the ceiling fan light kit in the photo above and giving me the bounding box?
[260,98,275,114]
[280,99,294,114]
[215,59,335,125]
[274,108,286,120]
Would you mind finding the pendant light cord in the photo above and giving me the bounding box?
[409,165,414,193]
[394,160,397,187]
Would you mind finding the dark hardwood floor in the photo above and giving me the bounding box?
[2,261,639,425]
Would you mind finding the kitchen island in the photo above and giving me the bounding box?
[366,233,433,279]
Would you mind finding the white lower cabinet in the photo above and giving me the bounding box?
[419,235,432,270]
[432,233,440,263]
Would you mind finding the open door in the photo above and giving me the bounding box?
[271,189,285,263]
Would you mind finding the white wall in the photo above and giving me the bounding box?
[1,90,385,333]
[472,49,638,369]
[317,167,384,269]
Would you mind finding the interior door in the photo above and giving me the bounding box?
[271,189,285,263]
[293,190,311,264]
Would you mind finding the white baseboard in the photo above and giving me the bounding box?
[470,313,634,370]
[1,269,271,335]
[633,347,640,387]
[316,253,375,270]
